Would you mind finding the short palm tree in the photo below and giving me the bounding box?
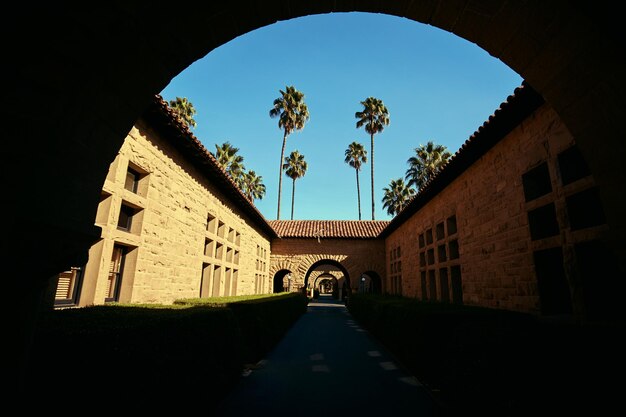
[382,178,415,217]
[169,97,197,129]
[283,150,308,220]
[241,170,266,202]
[215,142,245,182]
[355,97,390,220]
[405,141,452,191]
[344,142,367,220]
[270,86,310,220]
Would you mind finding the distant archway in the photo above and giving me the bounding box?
[304,259,351,299]
[273,269,293,293]
[359,270,383,294]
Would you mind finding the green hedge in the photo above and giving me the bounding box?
[26,293,307,410]
[347,293,626,416]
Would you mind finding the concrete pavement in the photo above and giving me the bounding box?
[212,294,444,416]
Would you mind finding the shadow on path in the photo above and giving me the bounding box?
[213,294,443,416]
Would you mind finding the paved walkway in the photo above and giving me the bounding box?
[213,295,443,416]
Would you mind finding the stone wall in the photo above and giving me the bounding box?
[58,118,272,306]
[385,104,607,316]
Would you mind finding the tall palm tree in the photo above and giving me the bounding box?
[355,97,390,220]
[382,178,416,217]
[269,86,310,220]
[169,97,197,129]
[214,141,245,181]
[344,142,368,220]
[283,150,308,220]
[405,141,452,191]
[241,170,266,202]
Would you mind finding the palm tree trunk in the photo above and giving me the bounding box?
[356,168,362,221]
[370,133,375,220]
[277,131,287,220]
[291,178,296,220]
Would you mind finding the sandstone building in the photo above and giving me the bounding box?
[49,82,620,322]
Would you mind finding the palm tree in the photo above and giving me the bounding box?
[283,150,308,220]
[241,170,266,202]
[355,97,390,220]
[169,97,197,129]
[405,141,452,191]
[344,142,368,220]
[214,141,245,181]
[382,178,416,217]
[269,86,310,220]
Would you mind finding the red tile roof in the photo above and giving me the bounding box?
[269,220,390,239]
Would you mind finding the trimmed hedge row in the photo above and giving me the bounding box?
[347,293,626,416]
[26,293,308,411]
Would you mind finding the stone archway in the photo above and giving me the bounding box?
[304,259,351,300]
[360,270,383,294]
[272,269,293,293]
[9,1,626,391]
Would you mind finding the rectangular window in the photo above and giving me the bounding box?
[427,248,435,265]
[204,238,214,257]
[207,214,217,234]
[436,222,445,241]
[226,247,233,263]
[419,251,426,267]
[106,245,126,302]
[566,188,605,230]
[558,145,590,185]
[212,265,222,297]
[527,203,559,240]
[124,168,140,193]
[449,240,459,260]
[451,265,463,304]
[428,270,437,301]
[54,267,84,306]
[215,243,224,259]
[426,229,433,245]
[438,244,447,262]
[200,263,212,298]
[418,233,425,248]
[420,271,428,301]
[224,268,232,297]
[447,215,457,235]
[439,268,450,303]
[522,162,552,202]
[117,204,136,231]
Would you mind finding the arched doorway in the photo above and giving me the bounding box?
[272,269,293,293]
[304,259,351,301]
[358,271,382,294]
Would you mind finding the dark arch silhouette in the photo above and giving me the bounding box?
[272,269,293,293]
[8,1,626,392]
[362,270,382,294]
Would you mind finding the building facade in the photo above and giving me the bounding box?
[49,97,275,307]
[49,83,621,322]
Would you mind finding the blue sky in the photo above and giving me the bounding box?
[159,12,523,221]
